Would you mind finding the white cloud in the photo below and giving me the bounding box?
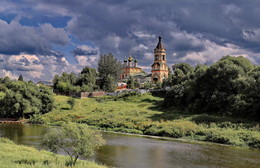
[242,29,260,42]
[0,53,80,81]
[179,39,257,65]
[73,45,99,68]
[133,31,156,38]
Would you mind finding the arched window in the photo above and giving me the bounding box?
[155,55,159,60]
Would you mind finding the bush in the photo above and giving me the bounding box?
[0,137,15,144]
[28,114,45,124]
[67,97,75,109]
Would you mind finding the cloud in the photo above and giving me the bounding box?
[73,45,99,68]
[0,0,260,81]
[0,20,69,55]
[0,53,79,81]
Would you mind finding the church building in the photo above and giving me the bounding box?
[151,36,168,83]
[120,36,168,84]
[120,54,142,79]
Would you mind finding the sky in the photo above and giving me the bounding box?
[0,0,260,81]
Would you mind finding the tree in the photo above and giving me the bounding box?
[97,53,122,89]
[67,97,75,109]
[77,66,97,91]
[42,123,105,166]
[18,75,23,81]
[56,81,73,94]
[38,85,54,114]
[103,75,116,92]
[163,56,259,120]
[127,76,135,89]
[0,80,54,118]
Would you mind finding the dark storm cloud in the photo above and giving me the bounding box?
[72,47,98,56]
[1,0,260,81]
[0,20,69,55]
[48,0,259,65]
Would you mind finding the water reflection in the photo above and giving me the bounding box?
[0,124,46,146]
[0,124,259,168]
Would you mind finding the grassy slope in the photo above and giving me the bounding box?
[43,93,260,148]
[0,138,107,168]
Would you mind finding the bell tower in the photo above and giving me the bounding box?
[151,36,168,83]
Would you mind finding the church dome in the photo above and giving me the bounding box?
[128,56,133,61]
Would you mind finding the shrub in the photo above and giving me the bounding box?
[67,97,75,109]
[28,114,45,124]
[0,137,15,144]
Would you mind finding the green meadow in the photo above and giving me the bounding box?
[0,138,107,168]
[42,93,260,149]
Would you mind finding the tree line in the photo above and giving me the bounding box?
[162,56,259,120]
[0,77,54,118]
[53,53,122,94]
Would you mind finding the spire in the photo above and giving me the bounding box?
[155,36,165,50]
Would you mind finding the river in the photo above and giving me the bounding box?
[0,124,259,168]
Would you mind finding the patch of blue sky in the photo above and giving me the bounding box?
[0,13,17,23]
[19,13,71,28]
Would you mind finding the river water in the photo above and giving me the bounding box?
[0,124,259,168]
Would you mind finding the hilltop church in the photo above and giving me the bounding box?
[120,36,168,83]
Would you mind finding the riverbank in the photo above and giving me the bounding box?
[0,137,107,168]
[42,93,260,149]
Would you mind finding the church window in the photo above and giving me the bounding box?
[155,55,158,60]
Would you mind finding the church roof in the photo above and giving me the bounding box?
[155,36,165,50]
[151,62,160,67]
[128,56,133,61]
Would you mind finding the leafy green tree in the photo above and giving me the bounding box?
[143,81,153,89]
[77,66,97,90]
[0,91,5,100]
[164,56,259,120]
[80,85,93,92]
[127,76,135,89]
[0,80,54,118]
[97,53,122,89]
[56,82,73,94]
[42,123,105,166]
[103,75,116,92]
[67,97,75,109]
[38,85,54,114]
[172,62,194,75]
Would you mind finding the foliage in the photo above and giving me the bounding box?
[163,56,259,120]
[0,79,54,118]
[43,94,260,148]
[0,138,107,168]
[0,137,15,144]
[97,53,122,90]
[28,114,45,124]
[78,67,97,86]
[53,67,99,94]
[126,76,135,89]
[53,59,119,93]
[143,81,153,89]
[42,122,105,166]
[67,97,76,109]
[102,75,116,92]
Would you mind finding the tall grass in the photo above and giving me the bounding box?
[0,138,107,168]
[43,93,260,148]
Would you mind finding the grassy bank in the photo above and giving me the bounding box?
[0,138,107,168]
[42,93,260,149]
